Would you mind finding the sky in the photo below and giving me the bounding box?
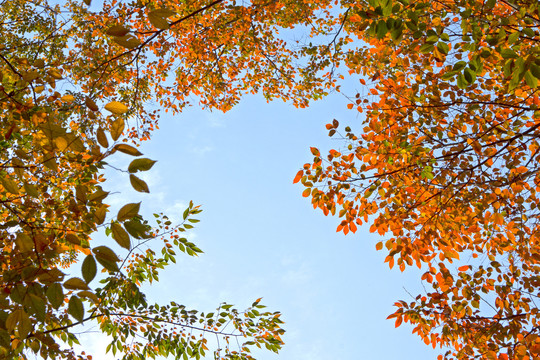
[59,3,447,359]
[71,85,445,360]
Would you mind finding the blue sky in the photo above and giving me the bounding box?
[74,88,444,359]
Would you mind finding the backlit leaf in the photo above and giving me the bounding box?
[128,158,157,173]
[68,295,84,322]
[104,101,128,115]
[117,202,140,221]
[81,255,97,284]
[114,144,143,156]
[130,174,149,193]
[111,222,131,250]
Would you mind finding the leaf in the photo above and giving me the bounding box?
[5,309,22,333]
[94,204,108,225]
[148,11,170,30]
[1,177,19,194]
[23,183,39,197]
[65,233,81,245]
[93,246,120,272]
[293,170,303,184]
[111,222,131,250]
[112,35,141,49]
[6,309,31,338]
[88,188,109,202]
[16,233,33,252]
[61,94,75,103]
[96,127,109,148]
[106,25,130,37]
[114,143,143,156]
[85,97,99,111]
[78,290,99,303]
[28,294,46,322]
[110,118,125,141]
[68,295,84,322]
[81,255,97,284]
[55,136,68,151]
[104,101,128,115]
[525,70,538,88]
[128,158,157,173]
[117,202,140,221]
[130,174,150,193]
[124,219,150,239]
[64,277,90,291]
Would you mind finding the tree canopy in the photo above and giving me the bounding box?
[5,0,540,358]
[0,0,351,359]
[299,0,540,358]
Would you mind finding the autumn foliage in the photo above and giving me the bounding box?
[0,0,352,359]
[298,0,540,358]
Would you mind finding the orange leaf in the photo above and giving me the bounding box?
[293,170,303,184]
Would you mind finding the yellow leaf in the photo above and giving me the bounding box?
[104,101,128,115]
[110,118,125,141]
[54,137,68,151]
[61,94,75,103]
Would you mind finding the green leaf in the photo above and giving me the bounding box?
[419,43,434,54]
[531,63,540,79]
[525,70,538,88]
[130,174,150,193]
[28,294,45,322]
[457,73,466,89]
[375,20,388,39]
[64,277,90,291]
[463,67,476,84]
[78,290,99,303]
[6,309,31,339]
[68,296,84,322]
[111,222,131,250]
[1,177,19,194]
[44,284,63,308]
[124,219,150,239]
[114,144,143,156]
[23,182,39,197]
[128,158,157,173]
[93,246,120,272]
[436,42,449,55]
[508,31,520,45]
[81,255,97,284]
[117,202,140,222]
[500,48,518,59]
